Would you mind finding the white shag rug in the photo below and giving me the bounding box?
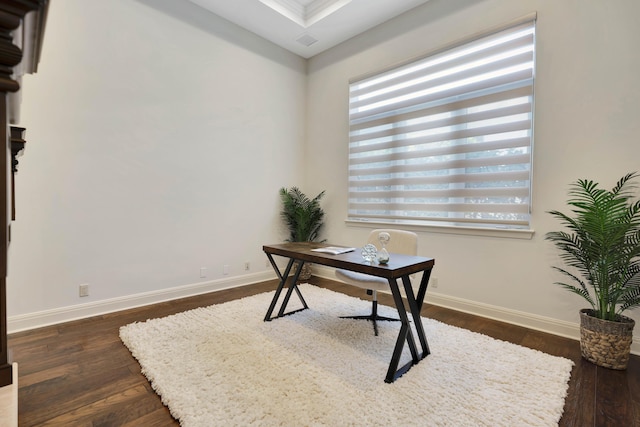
[120,284,574,427]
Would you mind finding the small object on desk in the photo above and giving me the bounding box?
[310,246,356,255]
[377,232,390,264]
[361,243,378,263]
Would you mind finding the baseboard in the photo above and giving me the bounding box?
[314,265,640,356]
[8,271,276,333]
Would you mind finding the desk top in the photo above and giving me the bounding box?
[263,242,434,280]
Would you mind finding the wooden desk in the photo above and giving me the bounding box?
[263,242,435,383]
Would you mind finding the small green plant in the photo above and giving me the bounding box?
[546,172,640,321]
[279,187,326,242]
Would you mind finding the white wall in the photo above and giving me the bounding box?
[7,0,306,324]
[306,0,640,348]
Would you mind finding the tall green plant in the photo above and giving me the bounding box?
[546,172,640,321]
[279,187,326,242]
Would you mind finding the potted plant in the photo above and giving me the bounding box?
[279,187,326,280]
[546,172,640,369]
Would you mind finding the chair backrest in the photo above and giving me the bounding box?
[366,229,417,256]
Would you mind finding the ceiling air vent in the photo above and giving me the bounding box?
[296,33,318,47]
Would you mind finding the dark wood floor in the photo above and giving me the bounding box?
[8,277,640,426]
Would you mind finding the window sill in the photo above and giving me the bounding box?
[344,219,535,240]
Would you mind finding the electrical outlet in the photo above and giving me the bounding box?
[431,277,439,288]
[223,264,230,275]
[244,262,250,271]
[200,267,207,278]
[79,284,89,297]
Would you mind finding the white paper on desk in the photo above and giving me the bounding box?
[310,247,356,255]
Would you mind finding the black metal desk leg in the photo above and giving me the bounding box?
[277,260,308,317]
[264,256,294,321]
[415,268,432,309]
[385,278,419,383]
[402,275,430,357]
[264,255,309,321]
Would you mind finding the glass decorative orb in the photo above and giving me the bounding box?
[361,243,378,263]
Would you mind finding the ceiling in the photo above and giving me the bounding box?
[187,0,431,58]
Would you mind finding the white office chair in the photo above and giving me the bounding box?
[335,229,418,336]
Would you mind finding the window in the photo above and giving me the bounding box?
[348,18,536,231]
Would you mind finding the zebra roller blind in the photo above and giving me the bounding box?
[348,18,536,229]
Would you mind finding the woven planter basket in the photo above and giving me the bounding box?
[579,309,635,370]
[292,261,313,281]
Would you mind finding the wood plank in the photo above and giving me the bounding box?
[120,407,179,427]
[19,367,144,426]
[596,364,634,426]
[38,384,163,427]
[628,358,640,426]
[559,358,596,427]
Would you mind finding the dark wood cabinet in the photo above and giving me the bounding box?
[0,0,48,387]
